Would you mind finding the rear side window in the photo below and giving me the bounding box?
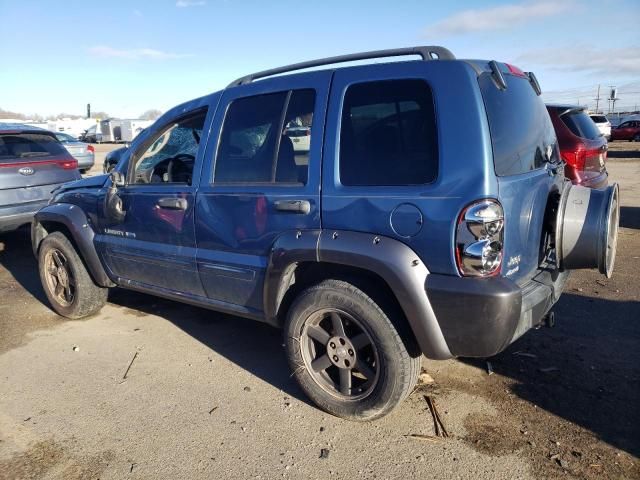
[561,111,602,140]
[0,132,67,162]
[479,73,557,176]
[214,89,315,185]
[339,79,438,186]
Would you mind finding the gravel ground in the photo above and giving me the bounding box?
[0,143,638,479]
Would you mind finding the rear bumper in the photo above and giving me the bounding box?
[0,199,49,232]
[426,268,569,358]
[578,171,608,189]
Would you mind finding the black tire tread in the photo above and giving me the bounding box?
[38,232,108,319]
[285,279,421,421]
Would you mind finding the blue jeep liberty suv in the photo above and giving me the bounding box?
[32,47,620,420]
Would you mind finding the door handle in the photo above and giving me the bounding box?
[274,199,311,214]
[157,197,188,210]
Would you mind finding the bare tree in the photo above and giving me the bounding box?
[90,111,110,120]
[139,109,163,120]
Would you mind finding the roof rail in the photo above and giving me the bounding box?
[227,46,455,87]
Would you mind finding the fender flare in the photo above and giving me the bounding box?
[31,203,115,287]
[264,229,452,359]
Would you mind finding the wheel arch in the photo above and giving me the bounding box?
[32,204,115,287]
[264,230,453,359]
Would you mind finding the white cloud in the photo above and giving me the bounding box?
[176,0,206,7]
[518,46,640,75]
[88,46,193,60]
[424,1,572,37]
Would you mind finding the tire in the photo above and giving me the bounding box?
[284,279,420,421]
[634,135,640,142]
[38,232,108,319]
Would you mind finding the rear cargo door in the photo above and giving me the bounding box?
[479,69,562,284]
[0,131,79,206]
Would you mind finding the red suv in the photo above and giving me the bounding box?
[610,120,640,142]
[546,104,608,189]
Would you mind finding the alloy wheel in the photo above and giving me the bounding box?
[44,248,75,307]
[300,308,380,400]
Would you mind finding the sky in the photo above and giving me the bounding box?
[1,0,639,118]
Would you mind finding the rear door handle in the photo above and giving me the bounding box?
[157,197,188,210]
[274,199,311,214]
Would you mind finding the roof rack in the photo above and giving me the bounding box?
[227,46,455,87]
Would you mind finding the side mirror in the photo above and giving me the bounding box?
[110,170,125,187]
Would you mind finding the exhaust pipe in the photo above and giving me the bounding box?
[556,182,620,278]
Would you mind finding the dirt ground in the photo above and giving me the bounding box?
[0,142,638,479]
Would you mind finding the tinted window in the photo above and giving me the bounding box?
[0,132,67,162]
[339,79,438,186]
[561,111,602,140]
[215,89,314,184]
[131,109,207,185]
[480,73,557,176]
[590,115,607,124]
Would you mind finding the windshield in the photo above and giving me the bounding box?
[0,132,68,161]
[590,115,608,124]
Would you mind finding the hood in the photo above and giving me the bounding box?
[53,174,109,194]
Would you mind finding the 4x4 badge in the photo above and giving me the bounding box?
[18,167,35,176]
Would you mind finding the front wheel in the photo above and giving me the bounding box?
[38,232,108,319]
[284,279,420,421]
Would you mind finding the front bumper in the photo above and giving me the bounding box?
[426,268,569,357]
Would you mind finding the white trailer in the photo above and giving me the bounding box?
[99,119,122,143]
[120,119,153,142]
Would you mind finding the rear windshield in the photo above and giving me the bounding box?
[0,132,67,162]
[479,73,558,176]
[590,115,608,124]
[561,111,602,140]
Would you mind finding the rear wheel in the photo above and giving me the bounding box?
[634,134,640,142]
[284,279,420,421]
[38,232,108,319]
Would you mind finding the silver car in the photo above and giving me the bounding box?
[55,132,95,173]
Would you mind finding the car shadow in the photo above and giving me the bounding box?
[463,293,640,457]
[106,288,314,407]
[0,228,49,305]
[620,206,640,229]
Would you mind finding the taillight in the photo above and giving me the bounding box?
[58,159,78,169]
[87,145,95,153]
[456,199,504,277]
[561,149,586,171]
[0,158,77,169]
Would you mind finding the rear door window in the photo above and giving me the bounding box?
[479,73,557,176]
[561,110,602,140]
[0,132,67,162]
[339,79,438,186]
[214,89,315,185]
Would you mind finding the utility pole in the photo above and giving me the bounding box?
[594,84,601,113]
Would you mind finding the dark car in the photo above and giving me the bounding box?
[103,146,128,173]
[31,47,619,420]
[546,105,608,189]
[610,120,640,142]
[0,124,80,233]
